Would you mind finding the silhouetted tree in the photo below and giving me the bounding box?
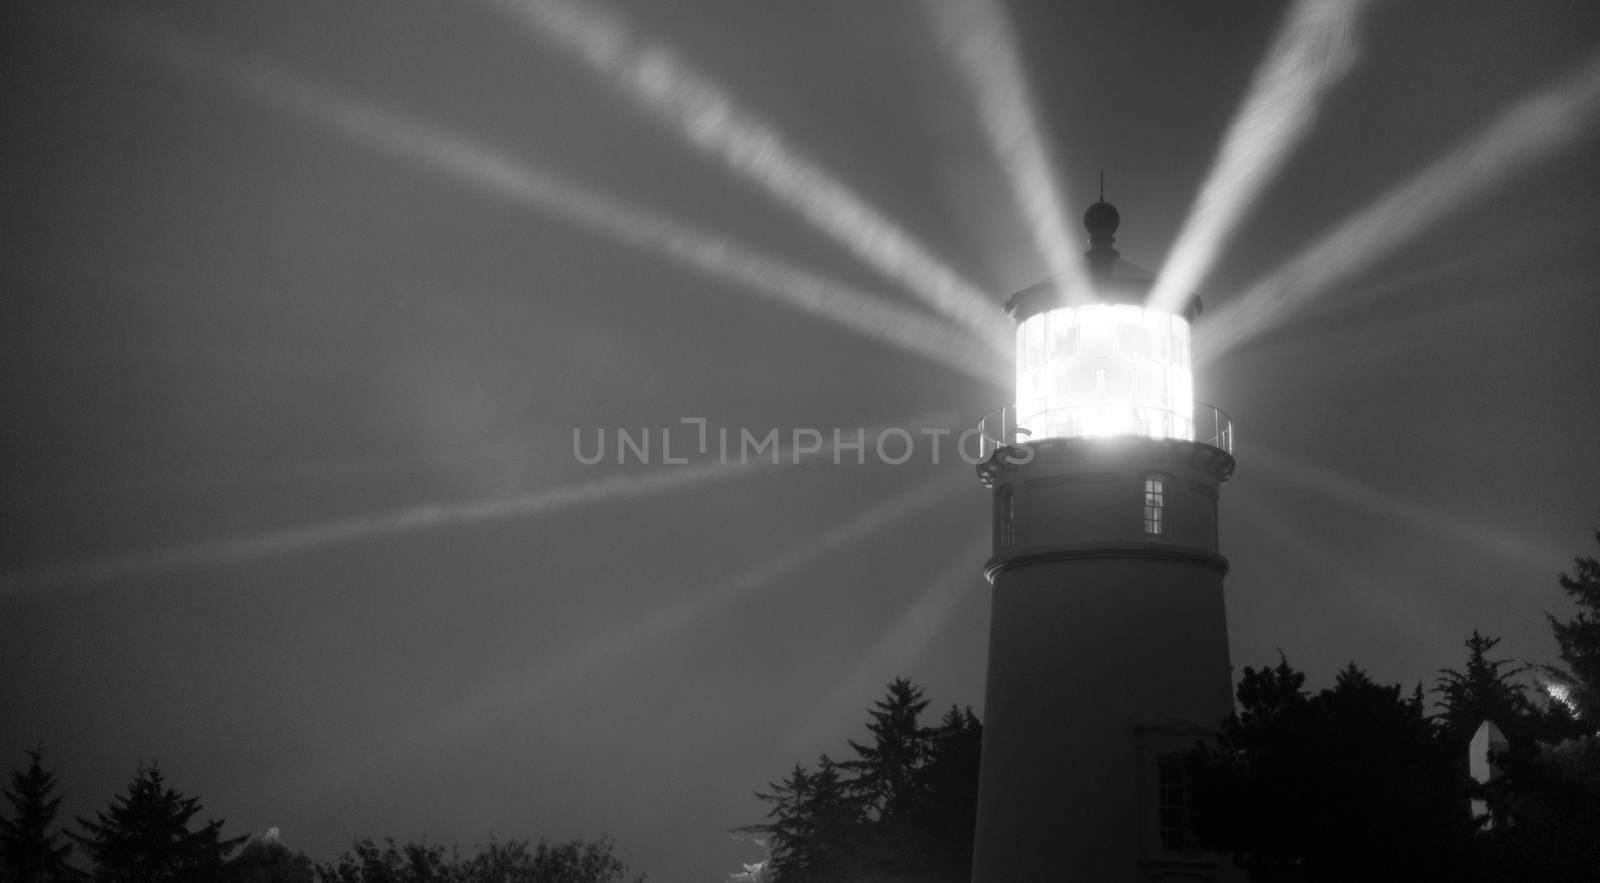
[1545,529,1600,729]
[1,747,76,882]
[1189,658,1479,882]
[1434,631,1534,746]
[1467,532,1600,881]
[463,837,636,883]
[69,764,244,882]
[740,681,981,883]
[742,758,866,883]
[1474,733,1600,883]
[222,830,313,883]
[908,707,981,883]
[315,838,452,883]
[314,835,639,883]
[845,679,930,826]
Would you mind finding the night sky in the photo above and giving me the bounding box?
[4,1,1599,880]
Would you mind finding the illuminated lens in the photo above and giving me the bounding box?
[1015,305,1194,442]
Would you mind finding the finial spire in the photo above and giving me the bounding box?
[1099,170,1105,203]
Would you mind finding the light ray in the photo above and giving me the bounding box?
[496,0,1012,354]
[2,412,956,593]
[1192,227,1574,367]
[3,455,769,594]
[419,476,970,743]
[1203,49,1600,361]
[1225,487,1448,660]
[1248,441,1564,572]
[1150,0,1375,313]
[1198,275,1584,370]
[268,474,969,797]
[821,532,989,721]
[925,0,1091,302]
[115,17,1008,387]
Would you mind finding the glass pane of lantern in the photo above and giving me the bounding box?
[1015,304,1194,443]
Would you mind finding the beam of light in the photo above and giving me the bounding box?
[1201,49,1600,362]
[1197,275,1584,370]
[1248,440,1565,572]
[1227,489,1438,651]
[1225,490,1486,694]
[1,456,780,595]
[270,474,969,798]
[416,476,970,743]
[924,0,1091,303]
[114,17,1008,387]
[1149,0,1375,313]
[1,411,956,594]
[496,0,1012,355]
[821,532,989,723]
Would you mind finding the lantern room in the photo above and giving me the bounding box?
[980,197,1228,457]
[1015,303,1194,442]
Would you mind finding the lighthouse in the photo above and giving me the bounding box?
[971,200,1237,882]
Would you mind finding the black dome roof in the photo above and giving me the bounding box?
[1083,201,1120,237]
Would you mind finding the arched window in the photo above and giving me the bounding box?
[1143,476,1166,536]
[996,485,1015,550]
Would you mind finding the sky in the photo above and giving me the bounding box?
[3,0,1599,879]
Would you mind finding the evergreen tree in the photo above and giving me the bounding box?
[910,707,982,883]
[1546,529,1600,729]
[743,758,865,883]
[314,838,455,883]
[743,764,812,879]
[69,764,245,882]
[739,681,982,883]
[0,747,76,883]
[1477,733,1600,883]
[844,679,930,826]
[314,835,639,883]
[223,830,314,883]
[842,679,936,880]
[1471,533,1600,881]
[462,836,635,883]
[1189,659,1479,882]
[1433,631,1534,745]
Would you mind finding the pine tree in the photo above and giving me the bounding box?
[0,746,76,882]
[738,681,983,883]
[842,679,933,879]
[1433,631,1533,745]
[796,756,864,882]
[223,830,314,883]
[913,706,982,882]
[70,764,245,882]
[314,834,639,883]
[844,679,930,825]
[1470,533,1600,880]
[1547,529,1600,728]
[744,758,865,883]
[1189,659,1479,881]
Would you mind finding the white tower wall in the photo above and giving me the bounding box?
[972,435,1236,882]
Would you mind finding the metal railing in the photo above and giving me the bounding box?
[1193,403,1234,454]
[977,403,1234,459]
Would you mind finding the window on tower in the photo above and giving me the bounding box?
[1157,756,1194,852]
[1143,476,1165,535]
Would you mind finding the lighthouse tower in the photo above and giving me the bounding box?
[971,200,1237,882]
